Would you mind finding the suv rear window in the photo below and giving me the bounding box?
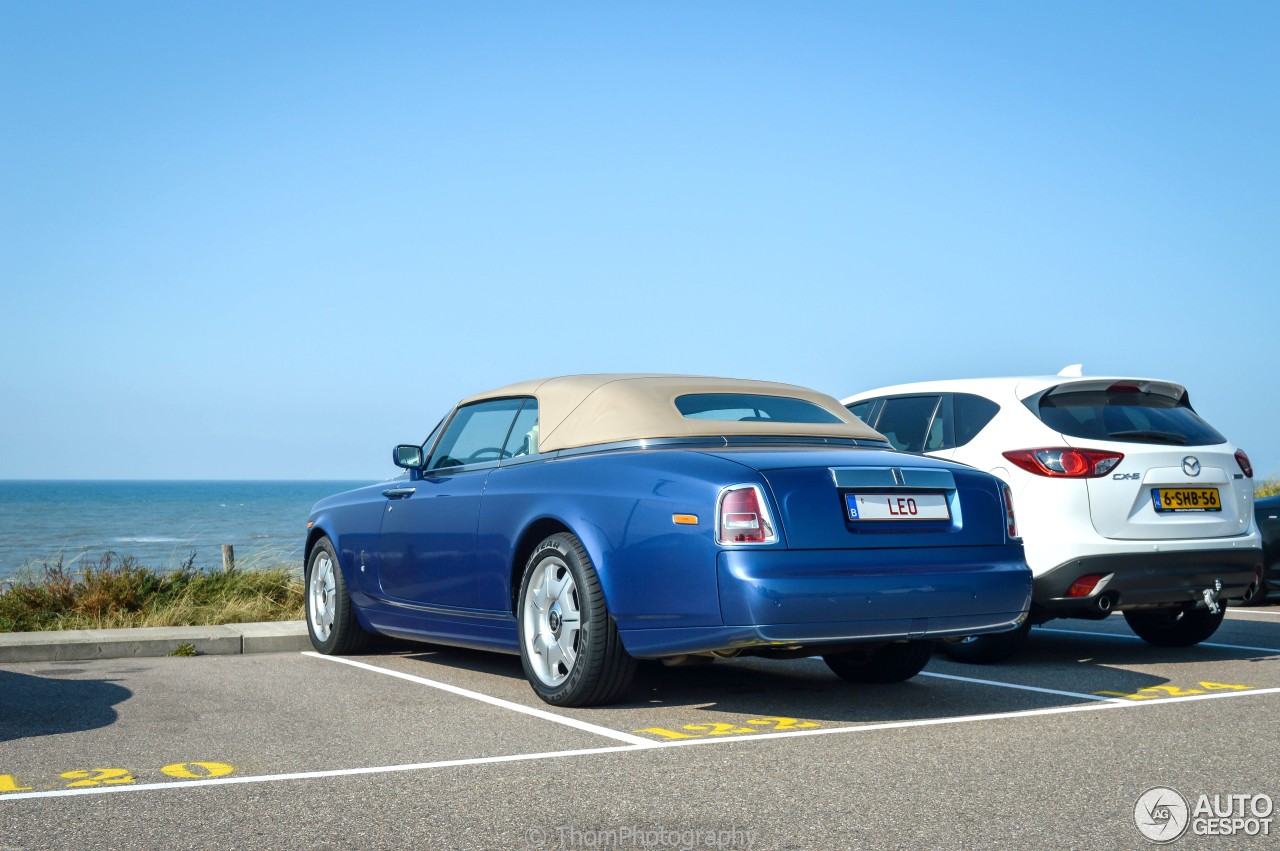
[1035,388,1225,446]
[675,394,843,423]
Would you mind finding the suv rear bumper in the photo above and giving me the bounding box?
[1034,547,1263,613]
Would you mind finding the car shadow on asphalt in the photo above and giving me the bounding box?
[393,644,529,681]
[614,656,1183,723]
[358,632,1272,724]
[0,669,132,742]
[1016,628,1280,667]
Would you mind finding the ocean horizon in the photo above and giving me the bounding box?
[0,479,378,581]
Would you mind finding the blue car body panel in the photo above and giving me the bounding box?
[307,443,1032,658]
[1256,494,1279,591]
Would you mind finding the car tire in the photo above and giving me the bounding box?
[822,640,932,684]
[938,620,1031,664]
[518,533,636,707]
[306,537,370,655]
[1123,605,1226,647]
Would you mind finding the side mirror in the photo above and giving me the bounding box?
[392,444,424,470]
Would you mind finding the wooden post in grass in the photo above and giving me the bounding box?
[221,545,235,573]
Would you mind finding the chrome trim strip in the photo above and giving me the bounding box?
[830,467,956,490]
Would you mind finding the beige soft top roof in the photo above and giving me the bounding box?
[458,374,886,453]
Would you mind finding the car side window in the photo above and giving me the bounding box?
[502,398,539,458]
[846,399,881,426]
[953,393,1000,447]
[874,395,941,453]
[419,417,445,457]
[427,399,523,471]
[924,402,947,451]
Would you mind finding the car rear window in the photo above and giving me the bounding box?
[675,394,843,424]
[1035,388,1226,446]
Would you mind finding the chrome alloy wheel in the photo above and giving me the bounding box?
[521,555,582,687]
[308,552,337,642]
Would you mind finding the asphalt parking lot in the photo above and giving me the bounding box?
[3,605,1279,850]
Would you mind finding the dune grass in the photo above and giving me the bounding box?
[1257,475,1280,498]
[0,551,304,633]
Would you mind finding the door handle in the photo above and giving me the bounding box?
[382,487,417,499]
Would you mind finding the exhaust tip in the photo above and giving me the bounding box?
[1097,595,1112,612]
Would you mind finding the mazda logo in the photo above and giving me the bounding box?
[1182,456,1201,477]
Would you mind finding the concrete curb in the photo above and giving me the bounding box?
[0,620,310,663]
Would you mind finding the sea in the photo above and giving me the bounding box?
[0,481,375,582]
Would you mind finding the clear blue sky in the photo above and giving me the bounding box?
[2,2,1276,480]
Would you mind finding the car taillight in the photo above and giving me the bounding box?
[1001,483,1018,539]
[1236,449,1254,478]
[716,484,778,545]
[1002,448,1124,478]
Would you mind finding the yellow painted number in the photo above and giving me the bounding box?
[633,727,701,741]
[60,768,135,788]
[161,761,235,780]
[0,774,33,793]
[1095,689,1159,700]
[680,723,757,736]
[1140,685,1204,697]
[748,716,822,731]
[636,715,823,740]
[1095,681,1252,701]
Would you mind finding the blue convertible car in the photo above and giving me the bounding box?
[305,375,1032,706]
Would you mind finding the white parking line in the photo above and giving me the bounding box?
[1037,628,1280,655]
[1228,609,1280,618]
[919,671,1129,703]
[6,685,1278,802]
[0,745,640,802]
[651,686,1280,750]
[302,651,657,747]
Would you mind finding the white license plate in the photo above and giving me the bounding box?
[845,492,950,521]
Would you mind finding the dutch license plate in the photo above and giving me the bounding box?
[1152,487,1221,513]
[846,492,950,521]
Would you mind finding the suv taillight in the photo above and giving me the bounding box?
[1003,448,1124,478]
[1001,483,1018,539]
[1236,449,1254,479]
[716,484,778,545]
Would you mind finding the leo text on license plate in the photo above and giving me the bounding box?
[1152,487,1221,512]
[846,493,950,521]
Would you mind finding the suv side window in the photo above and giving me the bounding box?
[846,398,883,426]
[953,393,1000,447]
[428,398,523,471]
[874,395,942,454]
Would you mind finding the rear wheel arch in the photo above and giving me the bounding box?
[510,518,573,613]
[511,518,619,617]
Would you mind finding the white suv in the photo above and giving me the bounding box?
[843,367,1265,662]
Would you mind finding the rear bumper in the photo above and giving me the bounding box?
[1034,547,1263,612]
[617,545,1032,658]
